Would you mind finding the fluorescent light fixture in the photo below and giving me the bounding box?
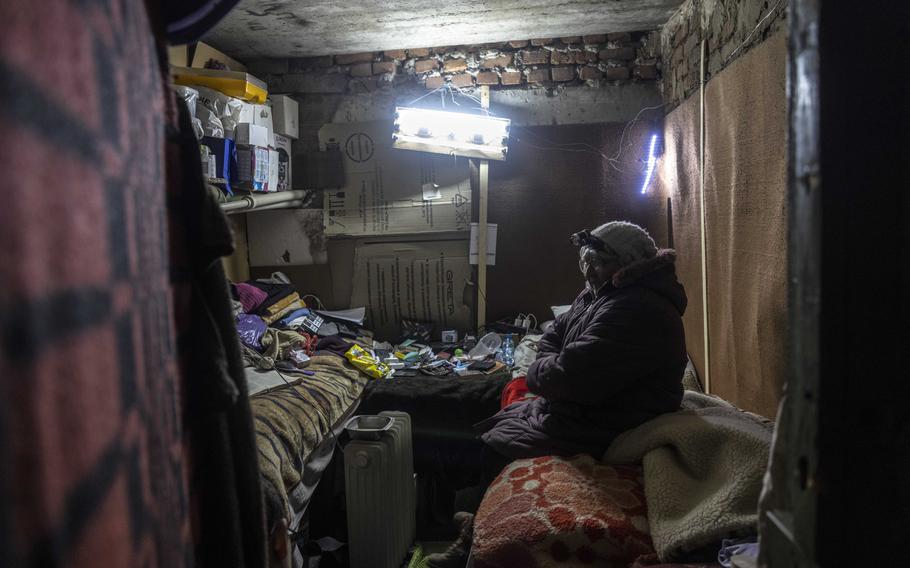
[393,107,510,161]
[640,134,659,194]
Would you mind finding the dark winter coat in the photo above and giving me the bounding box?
[478,250,688,460]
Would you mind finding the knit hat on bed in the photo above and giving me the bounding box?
[590,221,658,267]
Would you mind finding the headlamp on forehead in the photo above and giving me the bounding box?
[569,230,606,251]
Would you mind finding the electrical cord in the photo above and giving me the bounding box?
[302,294,325,310]
[725,0,785,63]
[510,102,664,173]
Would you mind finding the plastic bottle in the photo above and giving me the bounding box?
[498,334,515,367]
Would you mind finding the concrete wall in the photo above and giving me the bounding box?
[657,0,788,108]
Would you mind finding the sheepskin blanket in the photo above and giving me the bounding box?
[603,392,772,561]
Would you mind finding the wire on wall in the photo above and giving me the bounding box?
[509,102,663,174]
[725,0,786,63]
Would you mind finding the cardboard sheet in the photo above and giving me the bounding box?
[350,240,471,339]
[319,121,472,236]
[247,209,328,266]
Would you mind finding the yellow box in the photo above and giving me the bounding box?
[171,66,267,103]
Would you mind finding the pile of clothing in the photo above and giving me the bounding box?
[229,273,375,382]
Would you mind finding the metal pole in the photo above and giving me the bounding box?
[219,189,311,213]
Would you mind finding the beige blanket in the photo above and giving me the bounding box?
[604,392,772,561]
[251,355,367,519]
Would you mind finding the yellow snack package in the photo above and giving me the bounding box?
[344,345,391,379]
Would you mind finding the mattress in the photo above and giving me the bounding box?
[251,354,368,523]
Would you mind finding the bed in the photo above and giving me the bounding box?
[470,391,771,568]
[249,353,368,530]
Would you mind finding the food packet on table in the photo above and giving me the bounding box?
[344,345,392,379]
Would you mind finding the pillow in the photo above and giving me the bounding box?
[473,455,655,567]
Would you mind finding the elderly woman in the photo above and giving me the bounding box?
[427,221,688,568]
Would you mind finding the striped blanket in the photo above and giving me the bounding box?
[251,354,368,517]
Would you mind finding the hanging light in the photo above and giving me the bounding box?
[640,134,659,194]
[393,107,511,161]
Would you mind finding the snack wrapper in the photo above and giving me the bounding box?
[344,345,391,379]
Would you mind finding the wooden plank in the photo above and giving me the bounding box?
[477,86,491,330]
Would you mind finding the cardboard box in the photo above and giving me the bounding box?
[239,103,273,135]
[350,239,472,338]
[319,121,472,236]
[270,95,299,139]
[201,136,238,193]
[190,41,247,72]
[236,144,269,192]
[168,45,189,67]
[274,133,293,191]
[267,149,279,193]
[235,123,269,147]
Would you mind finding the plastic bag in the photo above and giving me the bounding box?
[222,117,238,140]
[344,345,391,379]
[236,314,267,351]
[191,117,204,140]
[195,85,244,122]
[173,85,199,118]
[197,106,224,138]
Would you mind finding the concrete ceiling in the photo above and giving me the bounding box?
[205,0,684,60]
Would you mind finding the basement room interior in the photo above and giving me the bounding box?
[1,1,907,568]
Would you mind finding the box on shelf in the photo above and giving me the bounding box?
[268,149,280,193]
[270,95,299,139]
[171,66,267,103]
[189,42,247,72]
[274,133,293,191]
[236,144,270,192]
[200,145,217,179]
[239,103,274,146]
[235,123,269,147]
[201,136,238,194]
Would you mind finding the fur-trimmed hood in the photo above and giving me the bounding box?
[612,249,687,315]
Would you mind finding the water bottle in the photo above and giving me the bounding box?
[498,334,515,367]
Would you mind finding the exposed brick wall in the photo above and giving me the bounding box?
[248,31,661,96]
[659,0,788,108]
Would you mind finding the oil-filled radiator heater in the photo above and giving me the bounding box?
[343,411,415,568]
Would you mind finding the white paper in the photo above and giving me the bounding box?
[314,307,366,325]
[246,368,301,396]
[469,223,498,266]
[422,182,442,200]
